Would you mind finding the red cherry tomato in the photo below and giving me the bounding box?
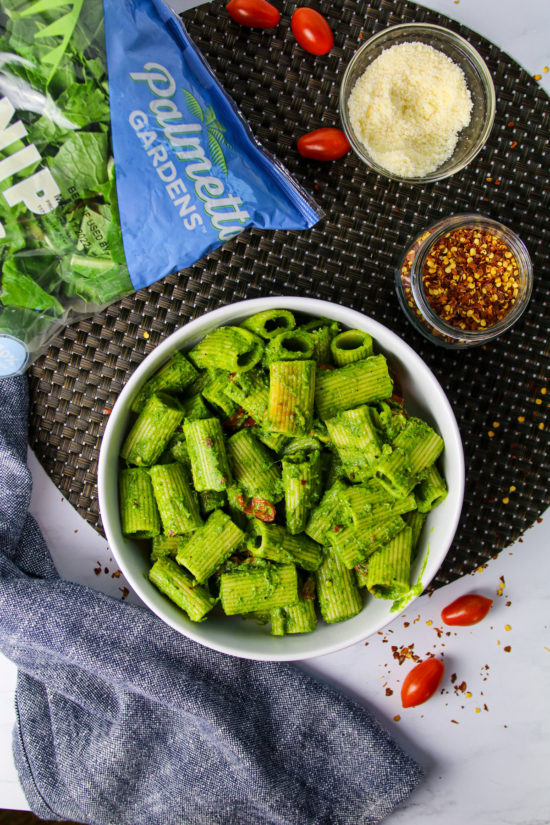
[401,658,445,708]
[291,8,334,55]
[226,0,280,28]
[441,593,493,626]
[297,128,350,161]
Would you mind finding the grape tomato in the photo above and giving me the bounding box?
[291,8,334,55]
[297,128,350,160]
[441,593,493,626]
[226,0,281,29]
[401,658,445,708]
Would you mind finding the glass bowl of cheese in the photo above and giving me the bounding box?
[339,23,495,183]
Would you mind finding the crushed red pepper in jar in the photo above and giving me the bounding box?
[395,215,533,348]
[422,227,520,331]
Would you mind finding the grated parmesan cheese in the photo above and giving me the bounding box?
[348,41,473,178]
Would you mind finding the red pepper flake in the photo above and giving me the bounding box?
[451,719,459,724]
[111,570,121,578]
[243,416,257,427]
[104,567,109,575]
[503,645,512,653]
[119,586,130,600]
[300,479,307,486]
[507,121,514,127]
[403,621,410,628]
[103,408,111,415]
[333,525,343,532]
[391,644,420,666]
[393,715,401,722]
[451,673,457,684]
[385,688,393,696]
[510,141,518,149]
[94,562,102,576]
[421,226,520,331]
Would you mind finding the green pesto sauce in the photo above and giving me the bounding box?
[390,543,430,613]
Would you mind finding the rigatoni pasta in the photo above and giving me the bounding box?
[117,310,448,633]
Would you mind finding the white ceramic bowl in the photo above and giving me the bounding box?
[98,297,464,661]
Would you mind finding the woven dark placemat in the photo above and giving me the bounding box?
[28,0,549,590]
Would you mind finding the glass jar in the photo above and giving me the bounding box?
[395,214,533,348]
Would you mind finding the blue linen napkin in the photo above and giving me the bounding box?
[0,375,423,825]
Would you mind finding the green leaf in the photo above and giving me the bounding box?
[48,131,109,194]
[56,80,110,128]
[1,266,64,316]
[183,89,204,123]
[204,105,216,126]
[209,126,232,151]
[207,133,227,176]
[2,251,63,295]
[21,0,85,82]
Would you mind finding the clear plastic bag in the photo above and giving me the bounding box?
[0,0,322,376]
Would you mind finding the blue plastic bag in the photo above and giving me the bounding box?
[0,0,322,375]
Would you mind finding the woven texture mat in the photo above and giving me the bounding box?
[28,0,549,590]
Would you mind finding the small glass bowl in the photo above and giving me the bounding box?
[395,214,533,348]
[339,23,496,183]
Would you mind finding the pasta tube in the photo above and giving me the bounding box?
[119,468,161,538]
[184,417,232,492]
[240,309,296,338]
[188,326,263,373]
[316,550,363,624]
[268,360,316,435]
[130,353,197,414]
[220,561,298,615]
[367,526,413,599]
[315,355,393,420]
[148,463,202,535]
[226,429,283,502]
[121,392,184,467]
[330,329,373,366]
[149,558,215,622]
[176,510,244,584]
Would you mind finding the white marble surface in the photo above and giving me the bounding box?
[1,0,549,818]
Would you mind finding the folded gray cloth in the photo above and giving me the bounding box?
[0,375,422,825]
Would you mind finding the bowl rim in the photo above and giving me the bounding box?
[339,22,496,184]
[98,296,465,661]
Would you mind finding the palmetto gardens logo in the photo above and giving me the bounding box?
[182,89,232,176]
